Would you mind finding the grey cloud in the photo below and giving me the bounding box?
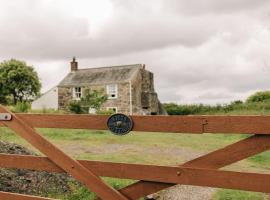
[0,0,270,104]
[0,0,226,60]
[164,0,270,15]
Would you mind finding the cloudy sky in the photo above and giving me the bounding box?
[0,0,270,104]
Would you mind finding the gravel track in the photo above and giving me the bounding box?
[147,185,216,200]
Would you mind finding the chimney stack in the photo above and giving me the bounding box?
[141,64,145,69]
[71,57,78,71]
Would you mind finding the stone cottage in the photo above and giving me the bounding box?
[32,58,166,115]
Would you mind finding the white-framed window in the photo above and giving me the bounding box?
[73,87,82,100]
[107,107,118,113]
[106,84,118,99]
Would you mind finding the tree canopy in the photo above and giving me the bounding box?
[69,89,108,114]
[246,91,270,103]
[81,89,107,110]
[0,59,41,104]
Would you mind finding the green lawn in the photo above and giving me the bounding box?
[0,127,269,199]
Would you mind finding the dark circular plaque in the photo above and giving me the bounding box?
[107,113,133,135]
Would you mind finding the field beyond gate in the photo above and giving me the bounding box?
[0,105,270,200]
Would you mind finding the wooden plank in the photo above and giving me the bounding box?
[119,134,270,199]
[174,167,270,193]
[0,106,128,200]
[204,116,270,134]
[13,114,204,133]
[0,154,269,193]
[0,191,54,200]
[0,154,63,172]
[2,114,270,134]
[15,114,109,130]
[182,134,270,168]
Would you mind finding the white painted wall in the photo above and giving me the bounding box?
[32,87,58,110]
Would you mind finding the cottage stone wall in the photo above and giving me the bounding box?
[138,69,160,115]
[130,70,143,115]
[58,87,73,110]
[101,82,131,114]
[129,68,164,115]
[58,83,131,114]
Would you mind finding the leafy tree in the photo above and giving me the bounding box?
[68,89,107,114]
[81,89,107,110]
[246,91,270,103]
[0,59,41,104]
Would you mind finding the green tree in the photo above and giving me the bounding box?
[246,91,270,103]
[81,89,107,110]
[68,89,107,114]
[0,59,41,104]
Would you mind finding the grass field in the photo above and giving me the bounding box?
[0,127,269,200]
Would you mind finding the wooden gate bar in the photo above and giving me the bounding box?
[1,114,270,134]
[0,191,54,200]
[182,134,270,168]
[12,114,204,133]
[0,154,269,193]
[0,154,63,172]
[0,106,129,200]
[119,134,270,199]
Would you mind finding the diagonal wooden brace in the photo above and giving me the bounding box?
[119,134,270,199]
[0,106,129,200]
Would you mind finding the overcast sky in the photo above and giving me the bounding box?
[0,0,270,104]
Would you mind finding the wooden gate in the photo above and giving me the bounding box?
[0,105,269,199]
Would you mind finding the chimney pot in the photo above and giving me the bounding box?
[141,64,145,69]
[71,57,78,71]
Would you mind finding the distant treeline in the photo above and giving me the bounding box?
[163,91,270,115]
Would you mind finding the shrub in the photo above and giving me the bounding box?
[246,91,270,103]
[68,100,85,114]
[12,101,31,113]
[68,89,107,114]
[96,109,115,115]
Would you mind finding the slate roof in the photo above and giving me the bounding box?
[58,64,143,86]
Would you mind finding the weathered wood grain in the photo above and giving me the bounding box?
[0,154,269,193]
[119,134,270,199]
[0,106,128,200]
[1,114,270,134]
[0,191,54,200]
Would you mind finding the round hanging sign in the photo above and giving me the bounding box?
[107,113,133,135]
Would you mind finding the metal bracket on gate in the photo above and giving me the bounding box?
[0,113,12,121]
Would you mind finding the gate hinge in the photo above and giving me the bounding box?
[0,113,12,121]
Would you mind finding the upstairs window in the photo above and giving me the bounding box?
[73,87,82,100]
[107,84,118,99]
